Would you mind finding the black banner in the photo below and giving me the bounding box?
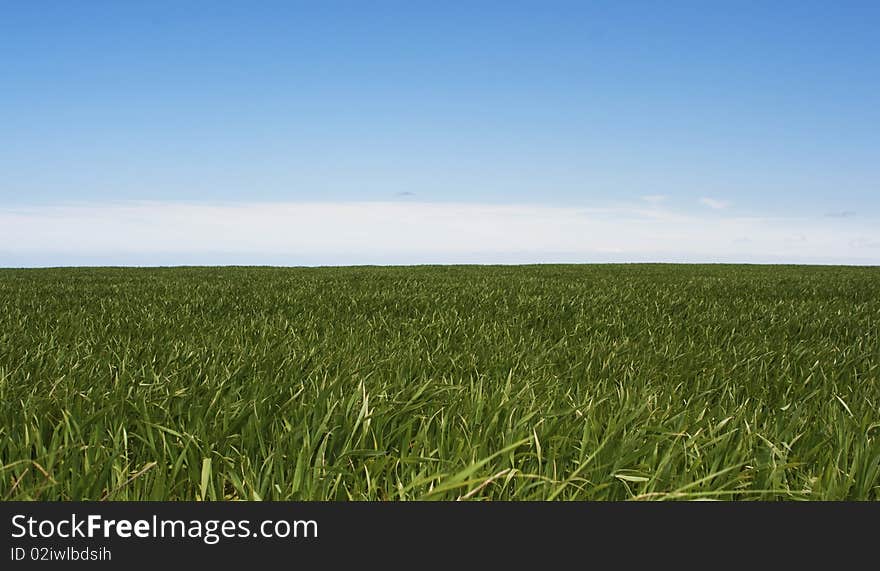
[1,502,877,567]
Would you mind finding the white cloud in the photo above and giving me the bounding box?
[641,195,668,205]
[825,211,856,218]
[0,201,878,266]
[699,197,731,210]
[849,237,880,249]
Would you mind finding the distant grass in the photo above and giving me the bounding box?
[0,265,878,500]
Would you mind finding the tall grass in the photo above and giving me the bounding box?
[1,265,878,500]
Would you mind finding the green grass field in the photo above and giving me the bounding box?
[1,265,878,500]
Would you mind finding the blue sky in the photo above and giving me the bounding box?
[2,1,879,265]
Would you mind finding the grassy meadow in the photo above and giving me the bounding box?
[1,265,878,500]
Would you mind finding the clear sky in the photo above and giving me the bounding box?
[2,1,879,265]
